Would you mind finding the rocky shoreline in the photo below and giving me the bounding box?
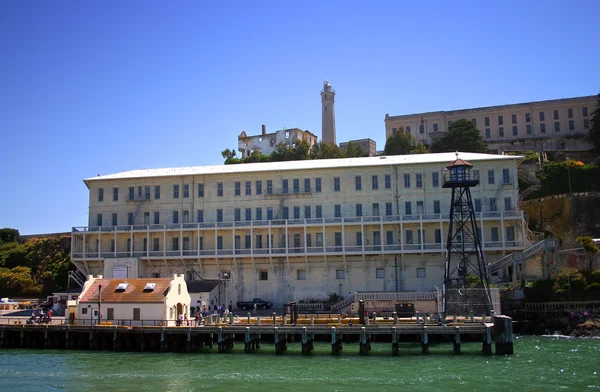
[517,315,600,337]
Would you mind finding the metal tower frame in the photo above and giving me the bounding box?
[442,157,492,317]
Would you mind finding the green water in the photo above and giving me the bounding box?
[1,336,598,391]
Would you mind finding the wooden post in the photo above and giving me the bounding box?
[257,315,261,325]
[392,327,399,356]
[247,313,251,324]
[453,326,461,355]
[482,325,492,354]
[245,327,252,353]
[310,315,315,325]
[272,312,277,325]
[494,315,513,355]
[301,326,313,355]
[416,311,420,324]
[331,327,342,354]
[422,326,429,355]
[113,326,119,351]
[393,312,398,325]
[359,327,370,355]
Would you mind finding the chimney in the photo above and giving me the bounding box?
[262,124,266,135]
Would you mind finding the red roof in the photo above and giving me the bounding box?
[79,278,172,303]
[446,157,472,168]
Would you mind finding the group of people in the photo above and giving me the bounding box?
[28,308,53,324]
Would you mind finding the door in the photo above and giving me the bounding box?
[107,308,114,320]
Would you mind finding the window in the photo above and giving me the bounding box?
[173,184,179,199]
[304,178,310,192]
[502,168,511,184]
[217,183,223,197]
[112,187,118,202]
[137,186,143,199]
[81,308,88,315]
[336,269,345,280]
[539,111,545,121]
[172,237,179,251]
[245,208,252,221]
[435,229,441,244]
[497,115,503,125]
[316,233,323,247]
[267,207,273,220]
[315,178,322,192]
[143,186,150,200]
[217,236,223,249]
[526,124,532,135]
[183,184,189,198]
[584,119,590,129]
[259,270,268,281]
[419,124,424,133]
[234,208,241,222]
[385,174,391,189]
[245,181,251,195]
[245,234,251,249]
[128,212,134,225]
[406,126,411,132]
[568,108,573,118]
[471,118,476,126]
[235,181,241,196]
[255,234,262,249]
[316,205,322,219]
[554,121,560,132]
[98,188,104,202]
[172,211,179,224]
[488,170,495,185]
[154,185,160,199]
[416,201,424,214]
[553,110,559,120]
[416,268,426,278]
[405,201,412,215]
[475,198,482,213]
[112,213,117,226]
[254,207,262,220]
[183,236,190,251]
[504,197,512,211]
[540,123,546,133]
[499,127,504,137]
[217,209,223,222]
[133,308,141,321]
[199,237,204,250]
[491,227,499,242]
[489,198,497,212]
[416,173,422,188]
[404,174,410,188]
[293,206,300,219]
[372,203,380,216]
[432,172,439,187]
[433,123,438,131]
[372,175,378,190]
[568,120,574,131]
[355,176,362,191]
[153,211,160,224]
[385,202,393,216]
[304,206,311,219]
[355,203,362,217]
[334,204,341,218]
[376,268,385,279]
[406,230,413,244]
[198,183,204,197]
[153,238,159,251]
[197,210,204,223]
[266,180,272,194]
[356,232,363,246]
[256,180,262,195]
[433,200,440,214]
[283,179,289,193]
[506,226,515,242]
[293,178,299,193]
[297,269,307,280]
[386,230,394,245]
[484,117,490,127]
[485,128,491,138]
[582,107,588,117]
[392,127,397,133]
[334,177,340,191]
[182,210,189,223]
[334,232,342,248]
[512,125,518,136]
[282,207,289,220]
[525,113,531,123]
[511,114,517,124]
[306,233,312,248]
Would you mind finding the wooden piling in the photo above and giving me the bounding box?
[494,315,514,355]
[331,327,342,354]
[453,326,461,355]
[422,326,429,355]
[392,327,399,356]
[482,324,492,354]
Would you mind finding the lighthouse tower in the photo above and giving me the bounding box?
[321,80,336,144]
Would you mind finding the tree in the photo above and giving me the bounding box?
[0,228,19,244]
[309,142,345,160]
[429,119,487,153]
[577,236,599,271]
[341,141,365,158]
[383,128,415,155]
[588,93,600,149]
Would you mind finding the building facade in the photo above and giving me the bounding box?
[339,138,377,157]
[384,96,596,147]
[238,126,317,158]
[71,153,527,306]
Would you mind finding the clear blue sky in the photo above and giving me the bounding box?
[1,1,598,234]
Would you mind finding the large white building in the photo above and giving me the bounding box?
[71,152,527,306]
[384,96,596,148]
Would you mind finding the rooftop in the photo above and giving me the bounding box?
[79,278,173,303]
[84,152,522,185]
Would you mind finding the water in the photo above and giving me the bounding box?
[1,336,599,391]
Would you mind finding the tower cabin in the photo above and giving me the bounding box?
[442,155,480,188]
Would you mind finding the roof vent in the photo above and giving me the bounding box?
[115,283,129,292]
[143,283,156,291]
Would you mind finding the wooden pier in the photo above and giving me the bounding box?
[0,315,514,356]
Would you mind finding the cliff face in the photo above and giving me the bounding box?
[521,193,600,248]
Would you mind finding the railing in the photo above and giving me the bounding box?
[297,303,325,312]
[331,291,437,313]
[525,301,600,313]
[488,239,559,274]
[72,211,524,233]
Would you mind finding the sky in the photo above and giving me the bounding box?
[1,0,599,235]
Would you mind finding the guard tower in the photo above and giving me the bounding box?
[442,154,492,317]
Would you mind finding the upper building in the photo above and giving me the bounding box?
[384,96,596,148]
[237,125,317,158]
[71,152,527,306]
[321,80,337,144]
[339,138,377,157]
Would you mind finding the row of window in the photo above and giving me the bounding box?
[483,118,590,139]
[95,195,512,226]
[392,106,590,135]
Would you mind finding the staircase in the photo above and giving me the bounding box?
[68,270,87,288]
[488,239,559,275]
[331,294,355,312]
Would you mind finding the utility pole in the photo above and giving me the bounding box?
[97,285,102,326]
